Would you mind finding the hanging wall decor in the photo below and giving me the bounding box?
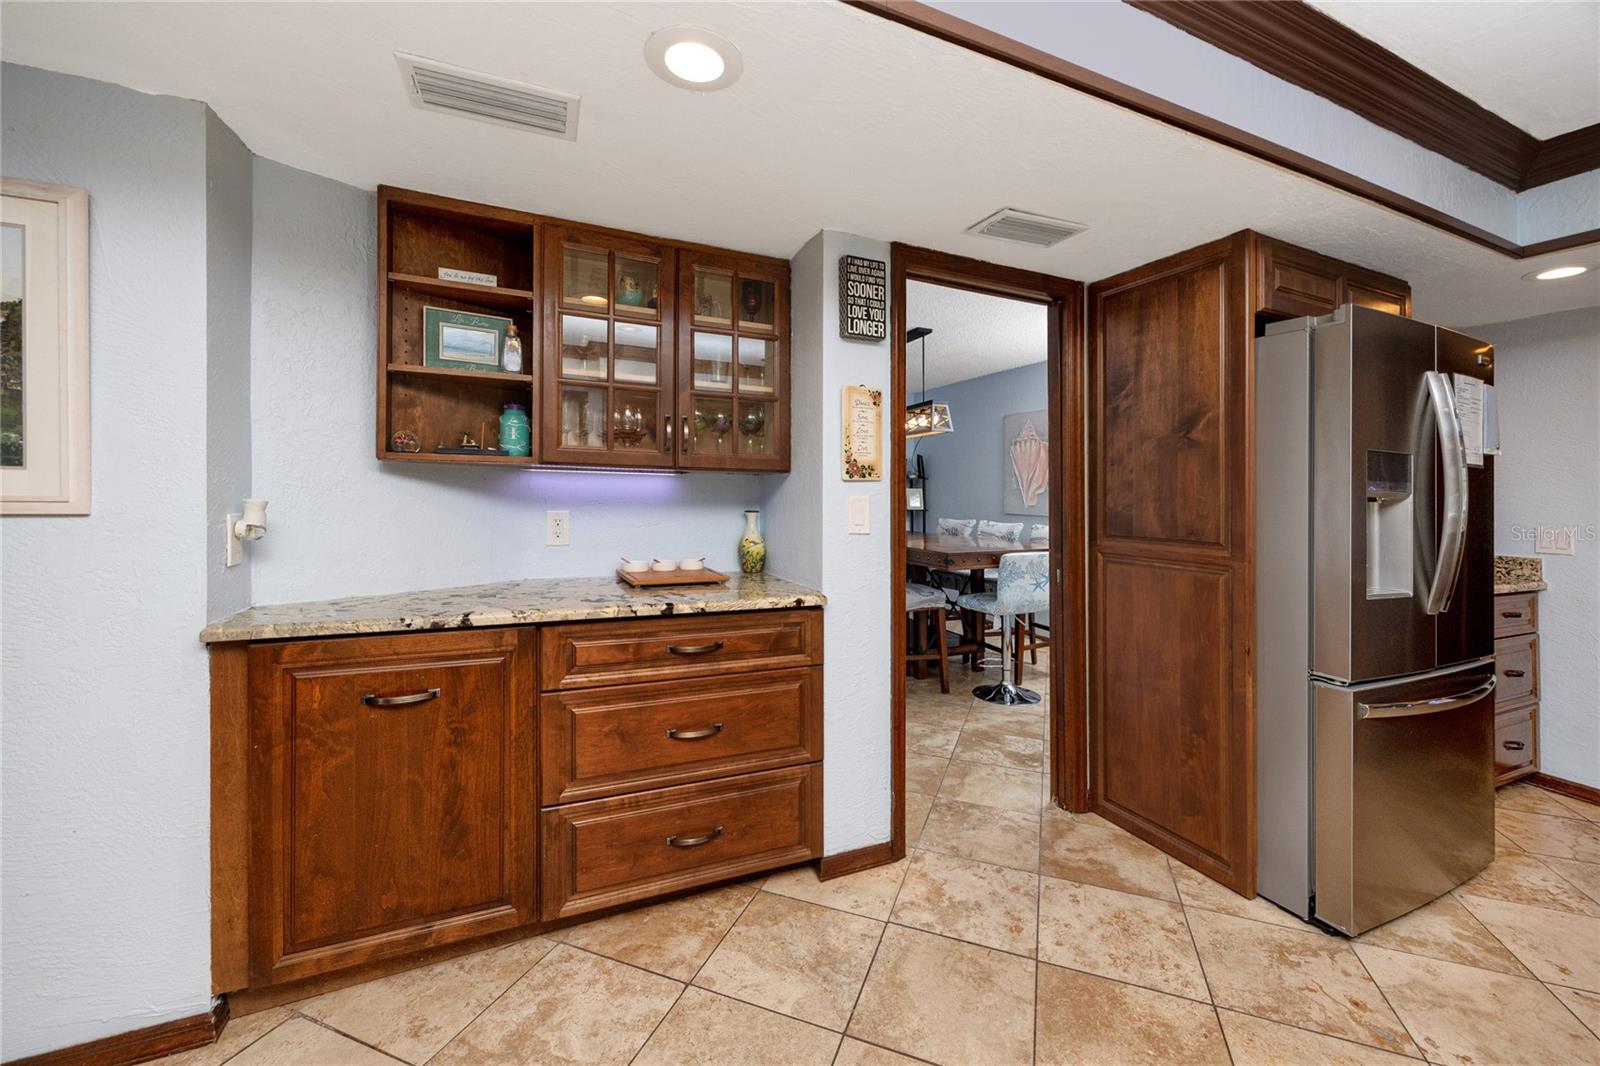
[838,255,886,341]
[1003,408,1049,516]
[841,384,882,481]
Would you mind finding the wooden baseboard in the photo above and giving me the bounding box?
[1530,773,1600,808]
[818,841,895,881]
[12,1002,226,1066]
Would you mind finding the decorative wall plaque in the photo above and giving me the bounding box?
[839,255,886,342]
[841,385,882,481]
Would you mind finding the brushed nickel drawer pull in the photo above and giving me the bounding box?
[667,723,724,740]
[363,687,440,707]
[1503,669,1526,677]
[667,826,723,848]
[667,640,725,656]
[1501,610,1524,618]
[1503,740,1526,751]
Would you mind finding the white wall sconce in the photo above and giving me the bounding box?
[225,498,268,567]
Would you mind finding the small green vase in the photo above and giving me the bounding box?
[738,509,766,574]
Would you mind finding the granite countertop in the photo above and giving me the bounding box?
[1494,555,1547,595]
[200,573,825,643]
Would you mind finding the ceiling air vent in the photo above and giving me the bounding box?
[397,53,579,140]
[966,208,1086,248]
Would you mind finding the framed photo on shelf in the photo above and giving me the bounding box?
[423,306,510,371]
[2,179,90,515]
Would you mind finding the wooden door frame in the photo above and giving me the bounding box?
[888,244,1088,864]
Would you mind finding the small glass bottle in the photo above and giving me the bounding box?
[499,402,531,457]
[502,323,524,374]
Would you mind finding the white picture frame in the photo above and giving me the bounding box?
[2,178,90,515]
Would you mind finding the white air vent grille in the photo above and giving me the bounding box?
[397,53,579,140]
[967,208,1086,248]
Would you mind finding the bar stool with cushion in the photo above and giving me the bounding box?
[1022,523,1051,664]
[904,582,951,694]
[956,550,1049,705]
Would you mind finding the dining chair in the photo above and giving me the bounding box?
[936,517,977,536]
[904,581,950,694]
[956,550,1049,705]
[977,520,1024,542]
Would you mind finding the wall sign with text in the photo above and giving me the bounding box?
[839,255,887,342]
[841,385,883,481]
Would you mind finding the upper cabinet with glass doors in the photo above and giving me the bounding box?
[676,249,789,472]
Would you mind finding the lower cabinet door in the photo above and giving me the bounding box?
[1495,704,1537,784]
[540,765,821,921]
[250,629,537,984]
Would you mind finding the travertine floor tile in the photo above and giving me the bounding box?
[904,790,935,847]
[1552,793,1600,823]
[155,1008,293,1066]
[1217,1010,1421,1065]
[951,726,1044,771]
[964,705,1045,737]
[559,884,752,981]
[1186,908,1415,1055]
[762,857,910,920]
[1496,808,1600,863]
[296,935,555,1062]
[1035,963,1229,1066]
[1543,856,1600,906]
[632,987,839,1066]
[1496,831,1523,854]
[848,924,1034,1066]
[1357,895,1530,977]
[903,704,969,732]
[892,849,1038,956]
[1550,985,1600,1039]
[431,945,681,1066]
[1455,892,1600,991]
[906,721,960,759]
[919,796,1040,871]
[1039,810,1177,902]
[227,1017,398,1066]
[693,892,882,1030]
[1168,861,1303,928]
[937,759,1043,814]
[1497,783,1582,819]
[1037,876,1208,1000]
[832,1037,930,1065]
[1356,943,1600,1065]
[906,753,949,795]
[1456,850,1600,916]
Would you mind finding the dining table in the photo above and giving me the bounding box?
[905,532,1043,673]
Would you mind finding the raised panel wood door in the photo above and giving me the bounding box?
[1089,232,1255,895]
[249,629,536,984]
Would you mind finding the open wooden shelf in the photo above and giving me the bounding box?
[387,271,535,311]
[387,363,533,386]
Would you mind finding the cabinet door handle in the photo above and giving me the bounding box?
[667,826,723,848]
[1501,611,1524,619]
[682,416,691,453]
[362,687,440,707]
[665,415,673,452]
[1503,669,1526,678]
[667,723,724,740]
[1503,740,1526,751]
[667,640,725,656]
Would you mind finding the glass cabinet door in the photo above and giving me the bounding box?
[543,227,674,467]
[678,255,788,471]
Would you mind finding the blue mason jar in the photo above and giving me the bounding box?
[499,403,531,457]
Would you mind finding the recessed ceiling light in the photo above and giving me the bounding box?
[1524,265,1589,281]
[645,28,743,92]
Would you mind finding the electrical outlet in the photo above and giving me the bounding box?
[546,510,571,546]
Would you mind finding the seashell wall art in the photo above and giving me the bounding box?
[1003,409,1050,516]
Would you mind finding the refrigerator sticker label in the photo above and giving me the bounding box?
[1453,374,1485,467]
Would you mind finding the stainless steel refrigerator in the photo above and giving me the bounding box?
[1255,304,1497,936]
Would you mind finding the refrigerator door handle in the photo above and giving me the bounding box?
[1424,370,1469,616]
[1358,675,1495,719]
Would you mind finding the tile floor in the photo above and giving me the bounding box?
[163,657,1600,1065]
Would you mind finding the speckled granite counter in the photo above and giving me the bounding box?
[200,573,825,643]
[1494,555,1547,594]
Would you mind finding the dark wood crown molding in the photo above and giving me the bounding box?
[1127,0,1600,192]
[848,1,1600,260]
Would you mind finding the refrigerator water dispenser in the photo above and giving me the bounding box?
[1365,449,1413,600]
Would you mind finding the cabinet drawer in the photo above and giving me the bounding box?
[1494,633,1539,705]
[541,668,822,805]
[540,765,821,920]
[1494,593,1537,638]
[1495,704,1537,783]
[540,609,822,690]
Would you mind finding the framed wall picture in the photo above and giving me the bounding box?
[423,306,510,371]
[1,179,90,515]
[841,384,882,481]
[1003,408,1049,516]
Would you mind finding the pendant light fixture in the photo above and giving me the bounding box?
[904,326,954,439]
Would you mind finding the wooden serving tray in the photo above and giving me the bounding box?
[616,567,730,588]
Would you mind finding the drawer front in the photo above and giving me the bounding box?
[1494,633,1539,705]
[541,609,822,690]
[1494,593,1537,638]
[540,765,821,920]
[1495,705,1537,783]
[541,668,822,805]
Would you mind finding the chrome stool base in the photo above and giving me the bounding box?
[973,680,1041,705]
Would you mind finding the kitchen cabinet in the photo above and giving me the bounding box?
[1256,235,1412,320]
[1494,591,1541,785]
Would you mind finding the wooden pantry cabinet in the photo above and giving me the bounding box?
[377,186,789,472]
[210,609,823,994]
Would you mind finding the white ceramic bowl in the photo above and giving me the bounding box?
[679,557,705,571]
[619,557,649,574]
[649,559,676,572]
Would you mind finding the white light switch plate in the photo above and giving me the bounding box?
[546,510,571,546]
[847,495,870,534]
[1536,525,1575,555]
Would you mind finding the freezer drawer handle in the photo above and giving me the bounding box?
[1423,371,1469,617]
[1503,740,1526,751]
[1358,676,1495,719]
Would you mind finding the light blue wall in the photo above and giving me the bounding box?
[908,361,1050,531]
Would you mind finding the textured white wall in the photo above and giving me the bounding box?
[247,159,768,604]
[1480,307,1600,789]
[0,65,215,1058]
